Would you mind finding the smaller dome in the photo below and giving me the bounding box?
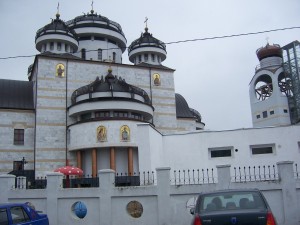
[256,43,282,61]
[36,14,78,42]
[128,27,167,64]
[128,28,166,53]
[35,14,78,53]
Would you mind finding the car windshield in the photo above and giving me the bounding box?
[200,191,267,212]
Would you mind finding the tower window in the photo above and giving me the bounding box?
[81,49,86,59]
[65,44,69,52]
[138,55,142,63]
[98,49,102,61]
[42,44,46,52]
[270,110,274,115]
[50,42,54,50]
[262,111,268,118]
[113,52,116,62]
[14,129,24,145]
[151,54,155,62]
[256,114,261,119]
[144,54,148,62]
[283,109,288,113]
[57,42,61,51]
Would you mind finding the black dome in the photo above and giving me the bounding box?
[66,11,125,38]
[175,93,194,119]
[128,28,166,53]
[71,70,151,105]
[35,14,78,41]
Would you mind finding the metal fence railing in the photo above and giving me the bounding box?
[232,165,279,182]
[171,169,216,185]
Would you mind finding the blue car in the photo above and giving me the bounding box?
[0,202,49,225]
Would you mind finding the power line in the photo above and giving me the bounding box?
[0,26,299,60]
[164,26,300,44]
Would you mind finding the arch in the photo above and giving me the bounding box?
[254,74,273,101]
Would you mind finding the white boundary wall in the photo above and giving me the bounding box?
[0,161,299,225]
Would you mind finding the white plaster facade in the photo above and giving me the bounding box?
[0,10,299,180]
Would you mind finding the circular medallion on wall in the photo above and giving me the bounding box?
[126,200,143,218]
[71,201,87,219]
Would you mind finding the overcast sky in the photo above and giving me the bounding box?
[0,0,299,130]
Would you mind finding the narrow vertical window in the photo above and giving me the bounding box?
[113,52,116,62]
[138,55,142,63]
[65,44,69,52]
[98,49,102,61]
[57,42,61,51]
[50,42,54,50]
[151,54,155,62]
[144,54,148,62]
[14,129,24,145]
[81,49,86,59]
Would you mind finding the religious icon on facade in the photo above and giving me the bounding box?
[120,125,130,141]
[153,73,161,86]
[56,63,65,77]
[97,126,107,142]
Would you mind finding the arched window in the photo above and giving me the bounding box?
[113,52,116,62]
[81,49,86,59]
[98,49,102,61]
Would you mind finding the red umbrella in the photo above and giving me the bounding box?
[54,166,83,188]
[54,166,83,175]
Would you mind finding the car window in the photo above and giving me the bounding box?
[10,206,30,224]
[0,208,9,225]
[200,191,267,212]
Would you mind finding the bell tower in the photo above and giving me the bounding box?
[249,43,292,127]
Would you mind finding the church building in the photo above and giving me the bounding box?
[0,7,299,180]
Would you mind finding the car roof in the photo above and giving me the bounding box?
[199,188,261,195]
[0,203,26,208]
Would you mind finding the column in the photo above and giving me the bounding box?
[76,151,82,169]
[128,147,133,175]
[92,148,97,177]
[110,147,116,171]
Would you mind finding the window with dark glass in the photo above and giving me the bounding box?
[210,149,232,158]
[270,110,274,115]
[144,54,148,62]
[14,129,24,145]
[251,146,273,155]
[10,206,30,224]
[81,48,86,59]
[113,52,116,62]
[95,111,110,118]
[283,109,288,113]
[256,114,260,119]
[138,55,142,62]
[57,42,61,51]
[151,54,155,62]
[50,42,54,50]
[80,113,91,120]
[262,111,268,118]
[114,111,128,118]
[131,112,141,120]
[0,208,8,225]
[98,49,102,61]
[65,44,69,52]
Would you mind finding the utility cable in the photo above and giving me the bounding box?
[0,26,299,60]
